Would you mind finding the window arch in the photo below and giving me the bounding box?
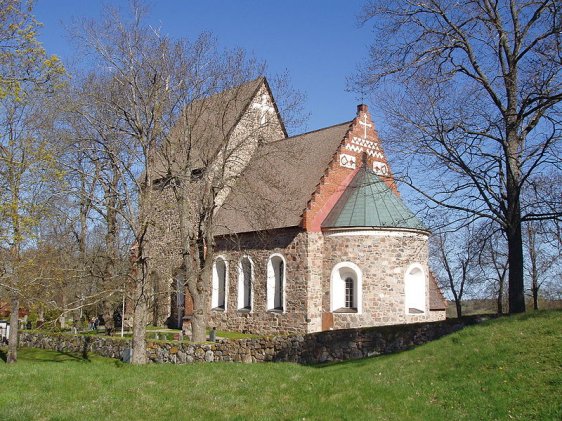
[237,256,253,311]
[404,264,426,314]
[267,254,286,312]
[330,262,362,313]
[211,257,228,310]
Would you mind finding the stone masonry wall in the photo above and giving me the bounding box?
[305,232,324,333]
[18,316,492,364]
[321,230,445,330]
[147,185,181,326]
[211,227,311,335]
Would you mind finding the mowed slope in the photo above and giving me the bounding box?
[1,310,560,420]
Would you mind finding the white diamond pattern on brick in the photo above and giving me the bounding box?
[339,153,356,169]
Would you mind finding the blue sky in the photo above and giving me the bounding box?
[34,0,377,134]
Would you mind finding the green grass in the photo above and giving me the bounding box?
[1,310,560,420]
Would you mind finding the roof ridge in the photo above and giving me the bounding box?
[277,121,353,143]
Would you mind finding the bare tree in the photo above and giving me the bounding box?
[525,220,560,309]
[473,222,509,314]
[522,172,561,308]
[160,73,301,342]
[357,0,562,314]
[68,3,183,363]
[431,224,484,317]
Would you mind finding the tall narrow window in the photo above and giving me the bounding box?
[405,264,426,314]
[211,257,227,310]
[345,277,354,309]
[238,257,253,311]
[267,254,286,311]
[330,262,362,313]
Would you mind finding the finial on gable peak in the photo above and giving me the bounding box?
[357,104,368,114]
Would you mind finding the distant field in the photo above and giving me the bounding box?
[1,310,560,420]
[445,298,562,318]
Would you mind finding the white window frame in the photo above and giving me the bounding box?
[330,261,363,313]
[404,263,426,314]
[237,256,254,311]
[211,256,228,311]
[266,253,286,312]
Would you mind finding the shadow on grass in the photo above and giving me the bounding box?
[310,350,401,370]
[20,350,89,363]
[0,347,92,363]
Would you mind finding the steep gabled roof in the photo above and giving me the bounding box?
[214,122,352,235]
[155,77,285,178]
[321,166,427,231]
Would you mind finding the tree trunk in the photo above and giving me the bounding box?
[59,293,67,329]
[506,205,526,314]
[505,125,526,314]
[455,299,462,319]
[131,278,148,364]
[497,276,504,315]
[102,177,120,334]
[7,297,19,364]
[102,301,114,336]
[527,224,539,311]
[190,292,206,343]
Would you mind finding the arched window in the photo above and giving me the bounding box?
[211,257,228,310]
[237,256,253,311]
[345,277,354,309]
[404,264,426,314]
[267,254,286,312]
[330,262,362,313]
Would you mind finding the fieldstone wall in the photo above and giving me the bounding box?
[321,230,446,330]
[305,232,324,333]
[211,227,311,335]
[147,185,182,326]
[18,316,491,365]
[18,332,130,359]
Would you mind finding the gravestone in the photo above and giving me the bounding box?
[122,348,132,363]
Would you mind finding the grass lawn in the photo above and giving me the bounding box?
[0,310,560,420]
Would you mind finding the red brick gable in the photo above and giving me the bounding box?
[302,104,397,232]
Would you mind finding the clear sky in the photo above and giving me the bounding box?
[33,0,377,134]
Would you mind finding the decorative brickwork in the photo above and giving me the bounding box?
[302,105,397,232]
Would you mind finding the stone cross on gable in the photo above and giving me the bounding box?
[252,94,274,125]
[359,114,372,139]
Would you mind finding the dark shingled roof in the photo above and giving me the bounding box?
[321,167,428,231]
[215,122,352,235]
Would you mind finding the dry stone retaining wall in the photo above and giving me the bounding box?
[19,315,493,364]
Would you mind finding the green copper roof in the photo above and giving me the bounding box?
[321,168,427,231]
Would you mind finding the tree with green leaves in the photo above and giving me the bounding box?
[0,0,65,363]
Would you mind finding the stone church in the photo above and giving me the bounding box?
[148,77,447,336]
